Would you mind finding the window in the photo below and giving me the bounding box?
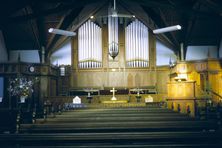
[50,41,71,66]
[156,40,176,66]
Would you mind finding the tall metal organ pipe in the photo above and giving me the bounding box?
[78,20,102,68]
[125,19,149,67]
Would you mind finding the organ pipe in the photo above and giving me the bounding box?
[78,20,102,68]
[125,19,149,67]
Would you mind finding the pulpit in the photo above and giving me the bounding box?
[167,81,196,116]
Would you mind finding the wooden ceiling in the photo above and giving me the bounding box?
[0,0,221,57]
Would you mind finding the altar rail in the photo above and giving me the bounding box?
[69,86,157,96]
[45,93,167,109]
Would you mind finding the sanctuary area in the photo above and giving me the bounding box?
[0,0,222,147]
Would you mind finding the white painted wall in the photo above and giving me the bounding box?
[156,40,177,66]
[186,46,218,61]
[0,30,8,62]
[0,77,3,101]
[50,41,71,66]
[219,39,222,58]
[10,50,40,63]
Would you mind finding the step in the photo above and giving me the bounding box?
[54,113,184,119]
[16,143,222,148]
[1,131,221,146]
[63,108,173,113]
[41,116,193,123]
[20,121,217,134]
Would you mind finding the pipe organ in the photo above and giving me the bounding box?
[125,19,149,67]
[108,16,119,59]
[78,20,102,68]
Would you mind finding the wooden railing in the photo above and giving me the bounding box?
[208,90,222,104]
[195,84,211,99]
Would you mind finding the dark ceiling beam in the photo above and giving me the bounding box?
[31,3,48,48]
[0,0,29,17]
[3,0,100,23]
[140,7,178,51]
[23,6,42,50]
[157,8,180,46]
[0,0,30,27]
[131,0,174,9]
[48,0,109,54]
[201,0,222,15]
[131,0,221,19]
[46,7,84,52]
[46,13,70,51]
[120,0,178,50]
[184,1,202,46]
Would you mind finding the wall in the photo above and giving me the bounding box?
[0,77,3,101]
[50,41,71,66]
[186,46,218,61]
[73,70,155,88]
[156,40,177,66]
[0,30,8,62]
[10,50,40,63]
[219,39,222,58]
[70,23,170,93]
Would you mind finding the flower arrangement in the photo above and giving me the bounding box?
[8,76,39,98]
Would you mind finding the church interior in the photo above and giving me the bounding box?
[0,0,222,147]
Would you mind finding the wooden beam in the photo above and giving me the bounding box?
[23,6,42,50]
[158,8,180,46]
[46,7,84,55]
[48,0,109,55]
[46,10,72,50]
[184,2,201,46]
[119,0,178,51]
[201,0,222,15]
[30,3,47,47]
[132,0,221,18]
[3,0,100,23]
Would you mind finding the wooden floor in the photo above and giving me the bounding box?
[0,106,221,147]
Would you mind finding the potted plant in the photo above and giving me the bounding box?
[8,76,38,103]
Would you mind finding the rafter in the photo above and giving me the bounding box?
[201,0,222,15]
[30,3,47,48]
[48,0,109,55]
[23,6,42,50]
[3,0,100,23]
[132,0,221,19]
[46,13,69,50]
[119,0,178,51]
[157,8,179,46]
[184,1,202,46]
[141,7,178,50]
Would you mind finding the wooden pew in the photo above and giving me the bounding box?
[0,109,18,133]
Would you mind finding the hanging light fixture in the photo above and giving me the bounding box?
[48,28,76,36]
[153,25,181,34]
[108,0,119,60]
